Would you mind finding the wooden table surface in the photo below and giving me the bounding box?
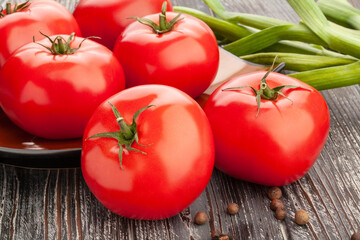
[1,0,360,239]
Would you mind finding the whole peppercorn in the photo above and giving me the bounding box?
[227,203,239,215]
[351,232,360,240]
[270,199,285,211]
[275,207,287,220]
[194,211,207,225]
[267,187,282,200]
[212,234,235,240]
[295,209,309,225]
[211,230,221,238]
[211,230,235,240]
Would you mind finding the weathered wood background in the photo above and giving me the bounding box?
[1,0,360,239]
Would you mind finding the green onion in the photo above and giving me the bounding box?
[174,6,357,60]
[287,0,360,58]
[222,24,357,58]
[222,24,331,54]
[223,25,293,56]
[329,22,360,39]
[261,42,357,60]
[176,1,360,91]
[318,0,360,29]
[173,6,253,42]
[289,61,360,90]
[241,52,356,71]
[202,0,327,46]
[202,0,290,27]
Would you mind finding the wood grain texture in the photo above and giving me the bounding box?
[1,0,360,239]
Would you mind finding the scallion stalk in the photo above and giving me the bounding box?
[318,0,360,29]
[202,0,290,27]
[173,6,253,42]
[289,61,360,90]
[174,6,357,60]
[203,0,327,46]
[241,52,356,71]
[223,25,293,56]
[177,1,360,91]
[287,0,360,58]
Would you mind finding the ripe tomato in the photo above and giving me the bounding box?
[0,0,81,67]
[81,85,214,220]
[73,0,173,50]
[0,34,125,139]
[113,7,219,99]
[204,71,330,186]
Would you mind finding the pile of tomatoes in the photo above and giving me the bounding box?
[0,0,330,220]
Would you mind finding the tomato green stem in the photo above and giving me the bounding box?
[87,103,154,169]
[6,2,11,14]
[258,58,283,100]
[222,57,309,117]
[130,1,183,35]
[261,83,277,100]
[0,1,30,17]
[33,32,100,55]
[117,119,132,140]
[159,2,168,30]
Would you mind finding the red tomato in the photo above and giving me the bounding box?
[204,72,330,186]
[0,0,81,67]
[81,85,214,220]
[113,11,219,99]
[0,34,125,139]
[73,0,173,50]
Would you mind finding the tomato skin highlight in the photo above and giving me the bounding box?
[73,0,173,50]
[0,0,81,67]
[204,72,330,186]
[113,12,219,99]
[0,35,125,140]
[81,85,215,220]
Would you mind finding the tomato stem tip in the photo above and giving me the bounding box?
[86,103,154,169]
[0,1,30,17]
[222,57,310,117]
[130,1,183,35]
[33,31,100,55]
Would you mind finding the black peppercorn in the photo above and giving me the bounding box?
[194,211,207,225]
[211,230,221,238]
[211,230,235,240]
[267,187,282,200]
[227,203,239,215]
[295,209,309,225]
[275,207,287,220]
[270,199,284,211]
[212,234,235,240]
[351,232,360,240]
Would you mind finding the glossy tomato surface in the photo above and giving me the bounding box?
[0,35,125,139]
[73,0,172,49]
[81,85,215,220]
[113,12,219,99]
[204,72,330,186]
[0,0,81,67]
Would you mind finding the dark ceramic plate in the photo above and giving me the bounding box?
[0,48,265,169]
[0,109,82,168]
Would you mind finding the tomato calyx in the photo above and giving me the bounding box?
[87,102,154,169]
[223,58,310,117]
[33,32,100,55]
[130,1,183,35]
[0,1,30,18]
